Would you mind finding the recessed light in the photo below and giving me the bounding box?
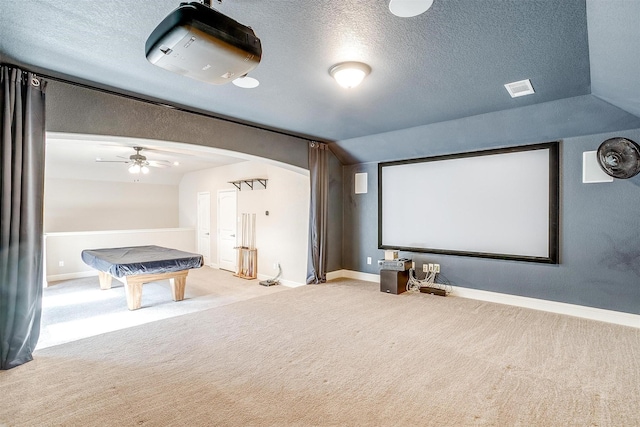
[173,161,180,166]
[389,0,434,17]
[504,79,535,98]
[232,76,259,89]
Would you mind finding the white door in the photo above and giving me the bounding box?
[218,190,237,272]
[197,192,211,266]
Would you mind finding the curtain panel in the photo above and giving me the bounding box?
[307,141,329,284]
[0,65,47,369]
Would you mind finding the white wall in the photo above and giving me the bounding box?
[44,177,184,284]
[45,228,196,283]
[44,178,179,232]
[179,161,310,286]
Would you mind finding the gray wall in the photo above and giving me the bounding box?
[332,95,640,165]
[327,151,344,271]
[588,0,640,118]
[341,126,640,315]
[46,81,309,169]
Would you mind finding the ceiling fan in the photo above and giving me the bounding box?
[95,146,171,174]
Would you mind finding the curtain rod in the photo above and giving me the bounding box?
[6,64,322,143]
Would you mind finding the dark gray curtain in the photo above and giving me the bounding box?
[0,65,46,370]
[307,141,328,284]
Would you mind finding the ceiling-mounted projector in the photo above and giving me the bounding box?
[145,1,262,85]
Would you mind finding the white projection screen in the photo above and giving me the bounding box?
[379,142,559,263]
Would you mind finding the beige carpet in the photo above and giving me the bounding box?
[2,279,639,426]
[39,266,288,349]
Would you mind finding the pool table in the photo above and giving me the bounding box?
[81,245,204,310]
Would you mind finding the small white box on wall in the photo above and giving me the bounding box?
[355,173,368,194]
[583,151,613,183]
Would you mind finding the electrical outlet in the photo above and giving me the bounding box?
[428,263,434,272]
[434,264,440,273]
[423,264,428,273]
[58,261,64,267]
[411,261,415,269]
[367,257,372,265]
[273,263,278,270]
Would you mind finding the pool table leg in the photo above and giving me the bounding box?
[124,280,143,311]
[170,274,187,301]
[121,271,189,310]
[98,271,112,290]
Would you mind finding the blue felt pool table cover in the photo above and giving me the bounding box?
[81,245,204,278]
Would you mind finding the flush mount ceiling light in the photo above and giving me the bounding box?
[389,0,434,17]
[504,79,535,98]
[232,75,260,88]
[329,62,371,89]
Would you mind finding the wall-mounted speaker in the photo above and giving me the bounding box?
[583,151,613,183]
[355,173,368,194]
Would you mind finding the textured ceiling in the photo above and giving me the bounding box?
[0,0,598,143]
[587,0,640,119]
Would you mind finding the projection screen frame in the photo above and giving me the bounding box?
[378,142,560,264]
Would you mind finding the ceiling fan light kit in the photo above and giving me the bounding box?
[129,164,150,174]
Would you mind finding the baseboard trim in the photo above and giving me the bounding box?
[327,270,640,328]
[47,270,98,284]
[327,269,379,283]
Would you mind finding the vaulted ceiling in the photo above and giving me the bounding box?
[1,0,639,146]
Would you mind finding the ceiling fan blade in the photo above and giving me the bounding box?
[143,147,197,158]
[96,147,174,169]
[95,159,129,163]
[147,160,171,168]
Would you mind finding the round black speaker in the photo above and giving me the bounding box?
[596,137,640,179]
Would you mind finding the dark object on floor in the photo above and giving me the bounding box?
[259,279,279,287]
[419,286,447,296]
[380,269,408,294]
[260,263,281,286]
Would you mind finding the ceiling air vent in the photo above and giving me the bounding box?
[504,79,535,98]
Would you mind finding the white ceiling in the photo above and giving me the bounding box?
[45,133,247,185]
